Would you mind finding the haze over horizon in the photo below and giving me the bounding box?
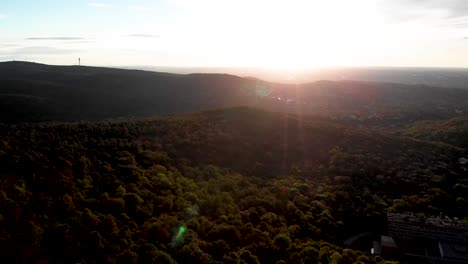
[2,0,468,69]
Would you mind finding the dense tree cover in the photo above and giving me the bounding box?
[0,108,466,263]
[397,117,468,149]
[2,61,468,124]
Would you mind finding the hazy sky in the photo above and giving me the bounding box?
[2,0,468,69]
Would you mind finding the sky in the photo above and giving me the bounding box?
[2,0,468,69]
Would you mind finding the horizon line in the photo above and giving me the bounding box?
[3,60,468,71]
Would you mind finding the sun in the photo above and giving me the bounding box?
[209,0,384,70]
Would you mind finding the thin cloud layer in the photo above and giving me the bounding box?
[384,0,468,20]
[14,46,81,55]
[27,37,86,40]
[61,41,94,44]
[418,0,468,18]
[0,44,20,47]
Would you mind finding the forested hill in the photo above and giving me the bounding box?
[1,107,467,263]
[2,61,468,124]
[0,61,260,123]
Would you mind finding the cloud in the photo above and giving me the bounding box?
[13,46,81,55]
[385,0,468,19]
[427,0,468,18]
[128,34,160,38]
[27,37,86,40]
[88,2,111,8]
[61,41,94,44]
[0,44,20,47]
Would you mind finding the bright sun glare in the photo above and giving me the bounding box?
[174,0,383,70]
[5,0,465,68]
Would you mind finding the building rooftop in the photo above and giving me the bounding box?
[388,213,468,231]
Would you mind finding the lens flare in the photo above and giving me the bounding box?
[171,225,187,247]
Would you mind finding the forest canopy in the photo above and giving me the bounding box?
[0,107,466,263]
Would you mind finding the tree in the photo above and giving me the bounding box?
[272,234,291,251]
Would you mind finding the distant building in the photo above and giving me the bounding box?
[374,213,468,263]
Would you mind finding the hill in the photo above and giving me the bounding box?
[133,66,468,89]
[0,108,466,263]
[0,61,260,123]
[2,61,468,124]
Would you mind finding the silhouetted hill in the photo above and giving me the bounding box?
[2,61,468,124]
[0,61,261,122]
[131,65,468,88]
